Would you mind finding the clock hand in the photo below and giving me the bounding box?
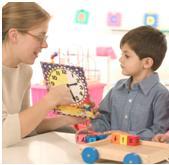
[66,84,76,101]
[69,89,76,102]
[67,83,78,87]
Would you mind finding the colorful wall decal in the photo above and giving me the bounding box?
[75,9,89,24]
[107,12,122,27]
[144,13,159,27]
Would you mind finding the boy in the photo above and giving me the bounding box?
[80,26,169,141]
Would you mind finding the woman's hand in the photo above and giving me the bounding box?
[152,133,169,143]
[61,115,87,125]
[45,84,73,109]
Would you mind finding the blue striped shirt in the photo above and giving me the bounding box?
[91,73,169,140]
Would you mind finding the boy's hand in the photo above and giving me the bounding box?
[152,134,169,143]
[76,122,95,139]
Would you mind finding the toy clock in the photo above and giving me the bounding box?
[41,62,88,104]
[40,62,95,119]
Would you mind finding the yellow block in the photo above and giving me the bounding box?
[120,134,128,145]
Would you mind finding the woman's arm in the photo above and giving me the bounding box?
[36,115,86,134]
[19,85,73,138]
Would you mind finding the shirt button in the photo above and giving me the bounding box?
[128,99,132,103]
[125,115,128,119]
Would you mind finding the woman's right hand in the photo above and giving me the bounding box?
[45,84,73,109]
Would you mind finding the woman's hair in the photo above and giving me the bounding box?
[2,2,51,41]
[120,26,167,71]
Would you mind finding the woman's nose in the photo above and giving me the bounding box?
[41,40,48,48]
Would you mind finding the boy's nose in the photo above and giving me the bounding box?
[119,56,122,63]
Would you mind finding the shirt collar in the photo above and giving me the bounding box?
[116,72,159,95]
[139,72,159,95]
[116,78,130,90]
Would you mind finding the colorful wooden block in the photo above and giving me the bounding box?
[120,134,128,145]
[76,134,86,144]
[85,136,97,143]
[128,135,140,146]
[96,134,108,140]
[111,133,120,144]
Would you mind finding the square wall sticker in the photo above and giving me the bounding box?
[144,13,159,28]
[107,12,122,27]
[75,9,89,24]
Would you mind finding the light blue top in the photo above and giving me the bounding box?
[91,72,169,140]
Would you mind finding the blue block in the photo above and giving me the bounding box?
[85,136,97,143]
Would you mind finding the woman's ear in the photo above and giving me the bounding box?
[7,28,18,43]
[143,57,154,69]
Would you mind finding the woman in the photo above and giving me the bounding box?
[2,2,84,147]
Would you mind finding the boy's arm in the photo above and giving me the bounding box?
[129,92,169,140]
[90,89,112,132]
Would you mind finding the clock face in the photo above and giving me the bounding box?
[41,62,88,104]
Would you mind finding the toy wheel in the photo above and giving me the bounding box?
[123,153,142,164]
[81,147,99,164]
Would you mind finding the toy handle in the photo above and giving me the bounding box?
[50,52,58,63]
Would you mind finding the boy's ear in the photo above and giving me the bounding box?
[7,28,18,43]
[143,57,154,69]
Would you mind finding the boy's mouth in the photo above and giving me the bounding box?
[120,64,124,68]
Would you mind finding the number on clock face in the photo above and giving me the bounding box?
[49,69,68,86]
[41,62,88,104]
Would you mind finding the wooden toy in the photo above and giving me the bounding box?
[76,131,108,144]
[79,132,169,164]
[128,135,140,146]
[76,134,87,144]
[41,61,96,118]
[111,132,140,146]
[119,134,128,145]
[111,133,120,144]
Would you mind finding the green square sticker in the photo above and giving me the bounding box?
[75,9,89,24]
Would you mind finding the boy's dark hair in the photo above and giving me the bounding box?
[120,26,167,71]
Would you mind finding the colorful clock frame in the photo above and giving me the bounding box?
[41,62,88,105]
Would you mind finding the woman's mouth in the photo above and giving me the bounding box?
[33,52,38,58]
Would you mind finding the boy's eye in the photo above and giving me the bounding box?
[124,54,129,58]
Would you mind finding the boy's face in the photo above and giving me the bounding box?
[119,43,145,77]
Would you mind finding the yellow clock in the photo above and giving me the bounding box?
[41,62,88,104]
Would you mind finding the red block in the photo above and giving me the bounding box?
[127,135,140,146]
[76,134,86,144]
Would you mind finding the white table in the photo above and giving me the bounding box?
[2,132,83,164]
[3,131,168,164]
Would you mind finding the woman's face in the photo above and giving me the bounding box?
[15,20,49,65]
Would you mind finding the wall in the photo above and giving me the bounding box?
[30,0,169,85]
